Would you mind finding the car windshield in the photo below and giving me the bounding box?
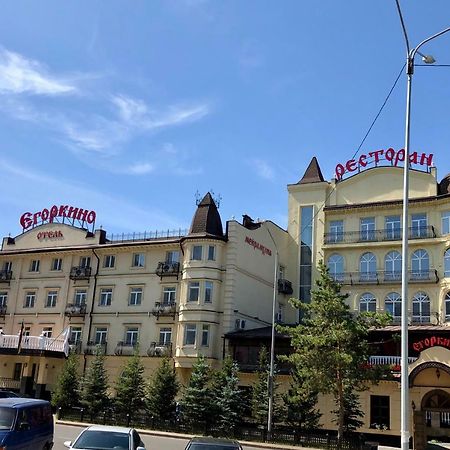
[188,445,240,450]
[0,407,16,430]
[73,430,129,450]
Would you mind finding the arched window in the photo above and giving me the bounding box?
[411,249,430,280]
[412,292,430,323]
[385,292,401,323]
[328,254,344,282]
[445,292,450,322]
[384,251,401,281]
[445,249,450,278]
[359,293,376,313]
[359,252,377,281]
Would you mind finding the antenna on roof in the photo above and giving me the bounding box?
[210,189,222,209]
[195,190,201,206]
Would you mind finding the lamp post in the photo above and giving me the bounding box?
[394,3,450,449]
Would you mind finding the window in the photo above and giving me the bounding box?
[329,220,344,243]
[385,292,401,322]
[184,324,196,345]
[328,254,344,282]
[384,251,401,281]
[125,327,139,346]
[80,256,91,268]
[192,245,202,261]
[74,289,87,306]
[23,327,31,337]
[45,291,58,308]
[132,253,145,267]
[3,261,12,272]
[359,293,376,313]
[385,216,401,240]
[103,255,115,269]
[24,291,36,308]
[204,281,213,303]
[208,245,216,261]
[163,287,176,306]
[51,258,62,271]
[42,327,53,338]
[359,252,377,281]
[29,260,40,272]
[188,282,200,302]
[442,212,450,235]
[411,213,427,238]
[159,327,172,345]
[360,217,376,241]
[69,327,82,343]
[445,249,450,277]
[166,251,180,264]
[99,288,112,306]
[411,249,430,280]
[129,287,142,306]
[201,324,210,346]
[94,327,108,344]
[0,292,7,307]
[370,395,390,430]
[13,363,22,381]
[412,292,430,323]
[446,292,450,322]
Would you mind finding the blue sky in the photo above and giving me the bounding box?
[1,1,450,237]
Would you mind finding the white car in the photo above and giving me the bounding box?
[64,424,146,450]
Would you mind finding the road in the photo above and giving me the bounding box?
[54,423,265,450]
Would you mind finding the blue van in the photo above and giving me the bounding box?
[0,398,54,450]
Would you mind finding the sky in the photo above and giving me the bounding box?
[1,1,450,238]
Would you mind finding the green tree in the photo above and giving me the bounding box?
[115,347,146,416]
[80,346,109,415]
[280,261,390,440]
[210,356,242,435]
[146,357,179,422]
[181,355,211,427]
[51,352,80,410]
[331,388,364,434]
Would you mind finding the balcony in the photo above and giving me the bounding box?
[152,301,176,319]
[278,279,293,295]
[64,303,87,317]
[68,340,82,354]
[0,377,20,390]
[84,341,107,355]
[114,341,138,356]
[155,262,180,279]
[0,270,12,283]
[70,266,92,281]
[324,226,437,245]
[147,342,172,357]
[332,269,439,285]
[0,333,69,356]
[0,305,6,318]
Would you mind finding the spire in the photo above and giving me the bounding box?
[297,157,325,184]
[189,192,224,237]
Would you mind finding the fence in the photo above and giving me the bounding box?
[58,407,368,449]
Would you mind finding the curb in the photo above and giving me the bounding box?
[56,420,321,450]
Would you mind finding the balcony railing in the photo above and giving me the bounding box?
[155,262,180,278]
[64,303,87,317]
[152,301,176,319]
[369,356,418,366]
[331,269,439,285]
[324,226,436,245]
[68,340,82,354]
[84,341,107,355]
[0,270,12,283]
[0,377,21,390]
[0,333,69,356]
[70,266,92,280]
[115,341,138,356]
[0,305,6,317]
[278,279,293,295]
[147,342,172,357]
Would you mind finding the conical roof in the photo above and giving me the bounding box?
[189,192,224,237]
[297,156,325,184]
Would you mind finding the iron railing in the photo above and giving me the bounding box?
[152,301,177,319]
[155,262,180,278]
[70,266,92,280]
[331,269,439,285]
[84,341,107,355]
[65,303,87,316]
[147,342,172,357]
[106,229,188,243]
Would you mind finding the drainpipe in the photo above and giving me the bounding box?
[83,248,100,374]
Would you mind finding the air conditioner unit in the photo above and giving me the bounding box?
[235,319,246,330]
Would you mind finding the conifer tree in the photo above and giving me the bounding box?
[181,355,211,427]
[146,357,179,422]
[80,346,109,414]
[51,352,80,410]
[115,347,146,416]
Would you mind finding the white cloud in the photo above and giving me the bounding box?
[124,162,154,175]
[0,48,76,95]
[251,158,275,181]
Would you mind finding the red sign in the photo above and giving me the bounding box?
[335,149,434,181]
[412,336,450,352]
[20,205,96,231]
[245,236,272,256]
[37,230,64,240]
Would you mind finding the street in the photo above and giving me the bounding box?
[54,423,265,450]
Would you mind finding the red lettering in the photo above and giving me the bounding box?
[430,336,437,347]
[413,343,420,352]
[87,211,96,224]
[394,149,405,167]
[409,152,418,164]
[385,148,395,162]
[58,205,68,217]
[420,153,433,166]
[67,207,79,220]
[77,209,88,221]
[424,338,430,347]
[368,150,384,164]
[335,164,345,180]
[358,154,367,168]
[41,208,49,221]
[49,205,58,222]
[37,232,42,239]
[346,159,357,173]
[20,212,33,230]
[33,211,41,225]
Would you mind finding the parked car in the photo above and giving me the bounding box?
[185,437,243,450]
[64,425,146,450]
[0,391,19,399]
[0,398,54,450]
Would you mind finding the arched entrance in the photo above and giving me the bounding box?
[421,389,450,438]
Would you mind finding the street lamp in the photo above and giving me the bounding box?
[394,2,450,449]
